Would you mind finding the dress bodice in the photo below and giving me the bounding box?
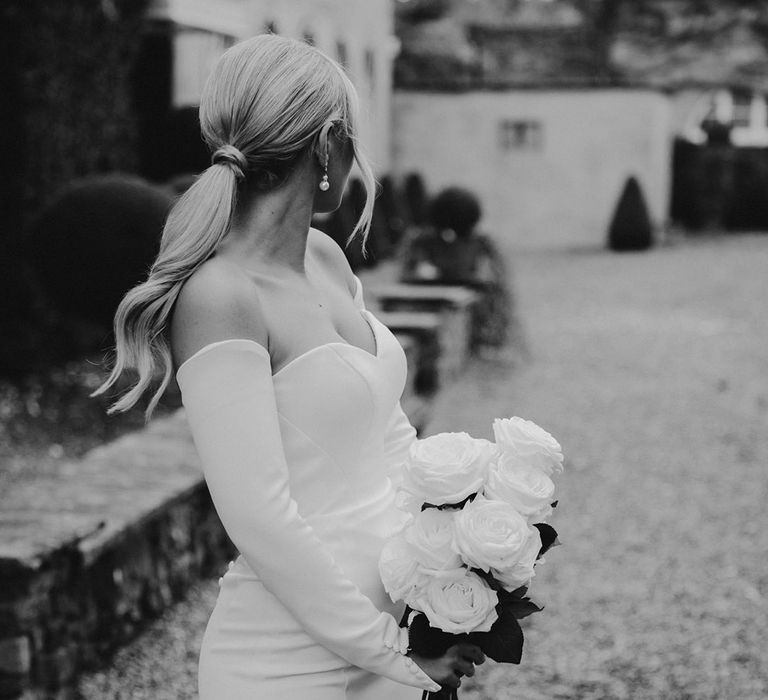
[177,308,415,617]
[272,310,407,514]
[269,310,412,612]
[177,290,440,695]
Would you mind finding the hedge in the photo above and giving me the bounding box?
[0,1,152,374]
[0,0,151,235]
[671,138,768,232]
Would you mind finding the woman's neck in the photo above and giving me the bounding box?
[218,171,315,273]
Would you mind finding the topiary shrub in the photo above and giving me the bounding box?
[1,0,151,231]
[429,186,482,235]
[23,174,172,331]
[607,176,654,252]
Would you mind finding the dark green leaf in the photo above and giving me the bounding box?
[501,586,529,599]
[470,567,499,589]
[422,493,478,511]
[497,587,544,619]
[408,612,467,658]
[469,607,524,663]
[502,597,543,620]
[534,523,559,558]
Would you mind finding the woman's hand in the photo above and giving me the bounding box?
[409,644,485,689]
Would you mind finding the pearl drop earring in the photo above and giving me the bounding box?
[319,150,330,191]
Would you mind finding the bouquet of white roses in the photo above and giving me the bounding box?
[379,417,563,699]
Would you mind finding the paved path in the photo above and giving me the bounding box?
[78,236,768,699]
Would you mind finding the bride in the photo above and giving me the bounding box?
[95,34,483,698]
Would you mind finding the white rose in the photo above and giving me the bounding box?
[453,496,541,587]
[413,570,499,634]
[493,417,564,476]
[404,508,464,576]
[403,432,494,506]
[491,528,542,592]
[378,533,429,605]
[484,452,555,524]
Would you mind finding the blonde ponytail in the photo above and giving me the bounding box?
[93,162,241,415]
[94,34,374,417]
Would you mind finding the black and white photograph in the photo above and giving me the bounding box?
[1,1,767,698]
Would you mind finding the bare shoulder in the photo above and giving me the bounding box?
[170,257,268,368]
[308,227,357,297]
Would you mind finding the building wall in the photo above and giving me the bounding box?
[392,89,673,250]
[669,88,710,143]
[148,0,395,171]
[247,0,396,171]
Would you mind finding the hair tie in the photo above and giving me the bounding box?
[211,145,248,180]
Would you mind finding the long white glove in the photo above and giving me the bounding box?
[177,339,441,692]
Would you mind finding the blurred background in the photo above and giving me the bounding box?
[4,0,768,370]
[1,1,767,699]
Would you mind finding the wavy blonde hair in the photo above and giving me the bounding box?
[94,34,376,416]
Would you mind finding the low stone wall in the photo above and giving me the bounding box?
[0,279,479,699]
[0,415,233,700]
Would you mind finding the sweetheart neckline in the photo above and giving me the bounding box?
[272,309,380,378]
[175,309,383,381]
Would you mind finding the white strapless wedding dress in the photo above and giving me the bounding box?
[176,280,441,699]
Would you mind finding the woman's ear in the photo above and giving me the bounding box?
[314,121,334,170]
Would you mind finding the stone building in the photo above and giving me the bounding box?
[141,0,396,174]
[140,0,768,247]
[392,87,670,250]
[392,0,768,248]
[392,1,672,250]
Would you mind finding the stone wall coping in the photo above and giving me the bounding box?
[0,410,200,575]
[0,409,232,700]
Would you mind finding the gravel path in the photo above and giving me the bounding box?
[78,235,768,699]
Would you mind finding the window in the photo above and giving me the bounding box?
[499,120,543,151]
[732,91,751,128]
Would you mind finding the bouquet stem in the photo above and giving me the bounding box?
[423,689,459,700]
